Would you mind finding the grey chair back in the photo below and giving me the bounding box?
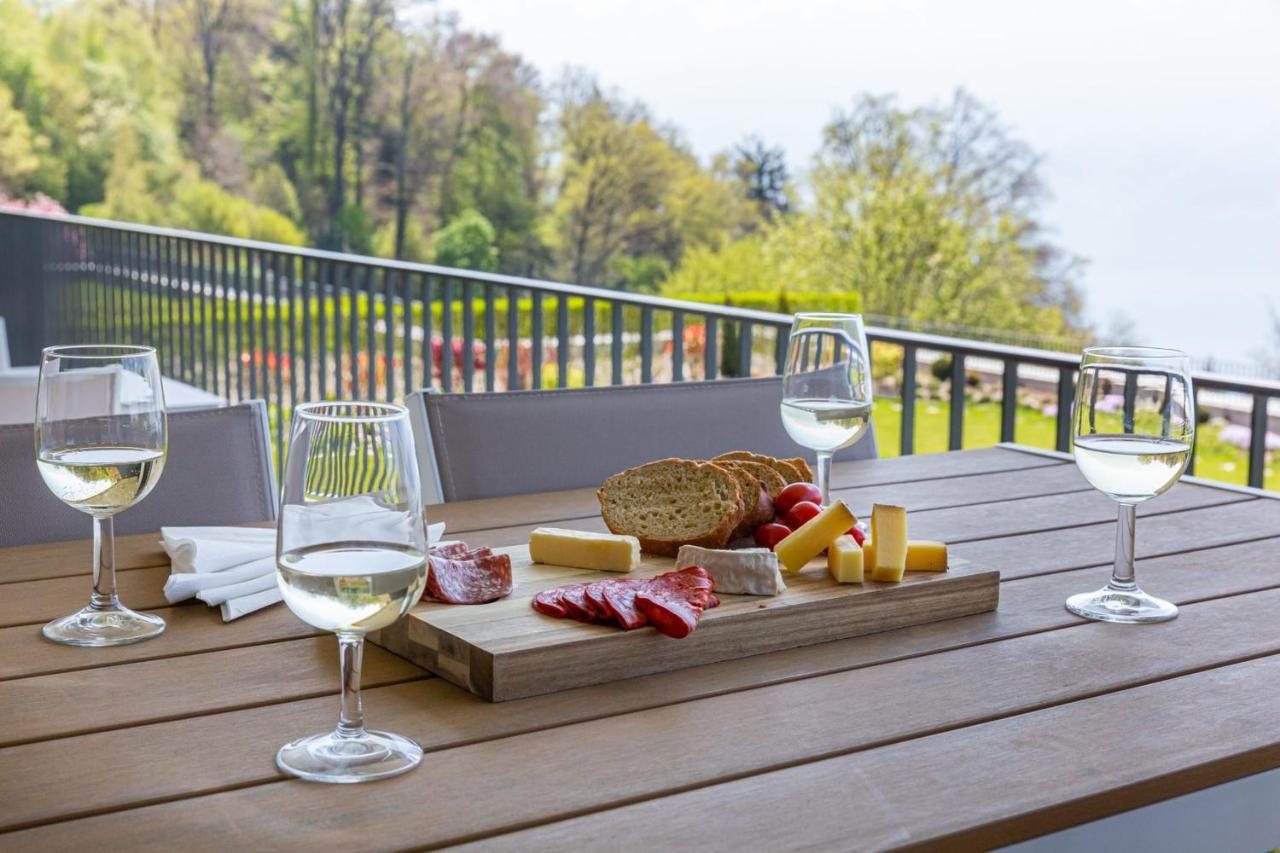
[0,316,9,370]
[408,377,879,503]
[0,400,277,547]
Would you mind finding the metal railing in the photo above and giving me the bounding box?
[1,208,1276,488]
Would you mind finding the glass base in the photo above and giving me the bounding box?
[42,603,166,646]
[1065,586,1178,624]
[276,729,422,783]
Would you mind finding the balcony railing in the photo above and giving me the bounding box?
[1,208,1276,489]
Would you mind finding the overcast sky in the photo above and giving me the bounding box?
[452,0,1280,365]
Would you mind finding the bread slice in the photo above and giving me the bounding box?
[719,459,786,503]
[785,456,814,483]
[597,458,742,556]
[721,465,770,539]
[715,451,809,486]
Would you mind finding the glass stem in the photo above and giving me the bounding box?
[815,451,834,505]
[1109,502,1137,591]
[336,632,366,738]
[89,514,119,610]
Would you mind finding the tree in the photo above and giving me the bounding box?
[544,73,752,288]
[795,90,1082,334]
[432,208,497,271]
[0,82,41,195]
[732,136,789,223]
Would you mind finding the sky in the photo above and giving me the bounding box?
[451,0,1280,367]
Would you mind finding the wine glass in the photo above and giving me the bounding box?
[1067,347,1195,623]
[781,313,874,503]
[275,401,429,783]
[36,345,168,646]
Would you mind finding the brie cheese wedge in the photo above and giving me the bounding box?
[674,545,786,596]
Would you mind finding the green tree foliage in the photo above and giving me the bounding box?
[665,91,1084,336]
[432,209,498,272]
[0,2,1088,338]
[543,73,757,289]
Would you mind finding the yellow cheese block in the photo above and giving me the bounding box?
[862,539,948,574]
[905,540,948,572]
[827,535,864,583]
[869,504,908,582]
[528,527,640,572]
[774,500,857,573]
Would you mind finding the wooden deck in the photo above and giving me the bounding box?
[2,445,1278,850]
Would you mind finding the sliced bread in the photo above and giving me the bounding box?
[715,451,808,486]
[719,459,786,503]
[597,458,743,556]
[785,456,815,482]
[721,465,770,539]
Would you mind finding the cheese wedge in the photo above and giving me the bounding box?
[774,500,857,573]
[676,545,785,595]
[862,539,948,574]
[905,540,948,572]
[528,527,640,572]
[869,504,908,582]
[827,535,864,583]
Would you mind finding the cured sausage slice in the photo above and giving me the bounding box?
[426,551,512,604]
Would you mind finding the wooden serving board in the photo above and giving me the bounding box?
[371,547,999,702]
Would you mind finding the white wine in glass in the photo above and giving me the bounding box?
[36,345,168,646]
[781,314,874,503]
[1066,347,1194,623]
[275,402,429,784]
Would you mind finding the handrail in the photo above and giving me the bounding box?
[0,208,1274,490]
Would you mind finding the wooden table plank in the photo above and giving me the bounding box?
[468,655,1280,852]
[5,533,1280,833]
[0,566,173,629]
[0,448,1064,587]
[953,496,1280,580]
[0,638,424,747]
[0,604,321,681]
[8,587,1280,850]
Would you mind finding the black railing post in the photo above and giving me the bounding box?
[640,307,653,384]
[610,302,623,385]
[483,284,496,392]
[1000,360,1018,443]
[1056,368,1074,452]
[505,285,518,391]
[557,294,570,388]
[583,297,596,386]
[530,290,543,390]
[948,352,965,450]
[463,280,476,393]
[704,316,718,381]
[901,345,917,456]
[1249,394,1268,489]
[671,312,684,382]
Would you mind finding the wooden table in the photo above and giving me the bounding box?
[2,445,1279,850]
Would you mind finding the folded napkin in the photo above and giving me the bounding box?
[162,515,446,622]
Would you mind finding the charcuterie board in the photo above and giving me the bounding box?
[370,546,999,702]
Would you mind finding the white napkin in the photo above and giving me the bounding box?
[162,518,446,622]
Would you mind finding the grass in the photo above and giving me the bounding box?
[872,397,1280,492]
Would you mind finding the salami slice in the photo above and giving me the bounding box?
[599,578,650,630]
[426,552,512,604]
[582,582,616,622]
[532,589,568,618]
[555,584,595,621]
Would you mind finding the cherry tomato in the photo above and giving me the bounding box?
[781,500,823,530]
[775,482,822,515]
[847,526,866,546]
[754,522,792,550]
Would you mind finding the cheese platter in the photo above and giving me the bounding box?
[371,451,1000,701]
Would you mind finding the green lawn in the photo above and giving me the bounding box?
[872,397,1280,492]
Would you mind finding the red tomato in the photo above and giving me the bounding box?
[781,500,823,530]
[754,523,792,550]
[775,482,822,515]
[847,526,866,546]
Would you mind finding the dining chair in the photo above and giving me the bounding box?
[0,317,10,370]
[407,377,880,503]
[0,400,277,548]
